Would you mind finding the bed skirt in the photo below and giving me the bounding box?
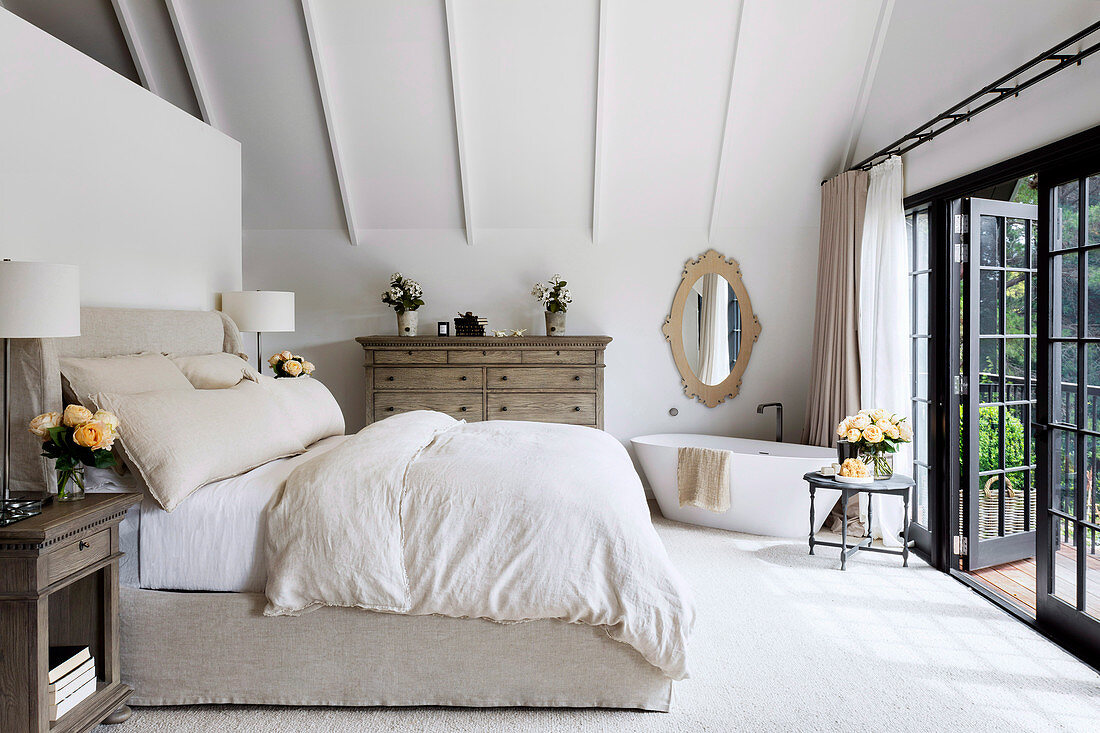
[120,587,673,711]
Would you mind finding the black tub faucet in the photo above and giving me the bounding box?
[757,402,783,442]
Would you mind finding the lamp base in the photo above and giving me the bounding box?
[0,498,43,527]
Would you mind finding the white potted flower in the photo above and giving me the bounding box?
[380,273,425,336]
[531,274,572,336]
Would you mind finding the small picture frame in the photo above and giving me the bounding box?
[437,321,450,337]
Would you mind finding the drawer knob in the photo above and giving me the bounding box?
[79,540,90,550]
[501,375,508,381]
[556,350,560,356]
[482,350,487,356]
[573,375,580,381]
[387,407,395,412]
[461,406,468,412]
[408,350,413,356]
[387,376,395,381]
[460,375,468,381]
[502,406,508,412]
[574,406,581,412]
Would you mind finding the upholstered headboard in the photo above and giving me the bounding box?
[5,308,243,493]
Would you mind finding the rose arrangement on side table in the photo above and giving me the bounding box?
[28,405,120,501]
[269,351,315,378]
[835,409,912,479]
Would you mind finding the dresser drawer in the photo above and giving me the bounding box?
[375,367,483,390]
[522,349,596,364]
[488,393,596,425]
[448,349,522,364]
[374,349,447,365]
[47,529,111,585]
[375,392,484,422]
[487,367,595,390]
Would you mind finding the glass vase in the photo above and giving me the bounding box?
[860,450,894,480]
[57,466,86,502]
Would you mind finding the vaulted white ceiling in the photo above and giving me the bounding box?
[8,0,1098,244]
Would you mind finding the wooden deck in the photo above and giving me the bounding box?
[971,544,1100,618]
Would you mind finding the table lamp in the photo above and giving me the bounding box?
[219,291,295,372]
[0,260,81,526]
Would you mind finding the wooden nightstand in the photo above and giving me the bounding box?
[0,492,141,732]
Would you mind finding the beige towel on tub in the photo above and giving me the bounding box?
[677,446,730,512]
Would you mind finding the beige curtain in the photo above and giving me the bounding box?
[802,169,868,447]
[697,273,729,385]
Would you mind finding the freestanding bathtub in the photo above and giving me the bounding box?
[631,434,840,538]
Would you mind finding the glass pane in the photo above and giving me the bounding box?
[916,210,929,270]
[1051,428,1077,514]
[1053,517,1077,607]
[1006,218,1027,268]
[1030,219,1038,267]
[914,463,929,526]
[1005,338,1026,400]
[1055,180,1079,250]
[1055,252,1079,338]
[914,400,927,458]
[1005,404,1027,469]
[1089,343,1100,433]
[913,272,929,335]
[1086,527,1100,621]
[1003,468,1028,535]
[980,270,1002,335]
[979,338,1001,403]
[979,405,1004,473]
[1089,176,1100,247]
[1005,272,1027,335]
[980,215,1003,266]
[1054,342,1078,423]
[914,338,929,400]
[1090,250,1100,338]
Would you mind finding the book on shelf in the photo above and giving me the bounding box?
[47,646,90,685]
[49,673,98,721]
[48,661,96,704]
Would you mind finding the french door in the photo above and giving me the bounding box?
[1038,165,1100,660]
[960,198,1039,570]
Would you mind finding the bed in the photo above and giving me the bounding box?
[8,307,684,711]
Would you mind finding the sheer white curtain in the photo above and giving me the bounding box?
[858,156,911,547]
[698,273,729,385]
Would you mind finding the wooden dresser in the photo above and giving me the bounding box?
[356,336,611,429]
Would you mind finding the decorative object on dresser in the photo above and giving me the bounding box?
[437,321,450,337]
[380,273,425,336]
[0,260,81,526]
[531,274,572,336]
[662,250,761,407]
[219,290,296,371]
[357,335,611,429]
[453,312,487,337]
[268,350,315,379]
[0,491,141,731]
[30,405,120,502]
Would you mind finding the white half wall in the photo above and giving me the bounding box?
[244,227,817,442]
[0,8,241,311]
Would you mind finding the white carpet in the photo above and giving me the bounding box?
[98,512,1100,732]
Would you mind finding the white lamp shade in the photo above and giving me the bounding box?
[220,291,295,333]
[0,261,80,338]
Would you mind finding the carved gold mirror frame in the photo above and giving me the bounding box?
[661,249,762,407]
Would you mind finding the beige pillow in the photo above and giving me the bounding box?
[168,352,261,389]
[258,375,345,447]
[92,381,305,512]
[60,353,193,406]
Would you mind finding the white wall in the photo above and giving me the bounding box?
[0,9,241,311]
[854,0,1100,196]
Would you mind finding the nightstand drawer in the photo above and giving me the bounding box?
[488,393,596,424]
[448,349,522,364]
[487,367,595,390]
[374,349,447,365]
[47,529,111,585]
[375,392,484,421]
[375,367,483,390]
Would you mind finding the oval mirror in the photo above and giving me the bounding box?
[662,250,761,407]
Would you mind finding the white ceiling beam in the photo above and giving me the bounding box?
[707,0,748,243]
[165,0,217,127]
[444,0,474,246]
[300,0,361,246]
[110,0,158,94]
[838,0,895,175]
[591,0,608,246]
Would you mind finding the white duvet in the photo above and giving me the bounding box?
[264,411,694,679]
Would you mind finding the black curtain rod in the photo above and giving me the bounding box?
[836,19,1100,179]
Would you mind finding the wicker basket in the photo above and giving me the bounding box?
[978,475,1034,539]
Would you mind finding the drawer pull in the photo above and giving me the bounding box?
[460,375,467,381]
[573,375,580,381]
[461,406,468,412]
[407,350,413,356]
[387,407,395,412]
[574,406,581,412]
[482,350,487,356]
[501,375,508,381]
[79,540,90,551]
[387,376,395,381]
[501,406,508,412]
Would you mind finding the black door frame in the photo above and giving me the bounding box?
[904,122,1100,669]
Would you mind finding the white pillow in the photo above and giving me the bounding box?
[168,352,261,389]
[92,381,305,512]
[60,353,193,406]
[258,375,345,447]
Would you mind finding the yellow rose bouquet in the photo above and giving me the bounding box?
[268,351,315,379]
[29,405,120,501]
[835,408,911,479]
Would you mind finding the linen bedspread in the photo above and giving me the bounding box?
[264,411,694,679]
